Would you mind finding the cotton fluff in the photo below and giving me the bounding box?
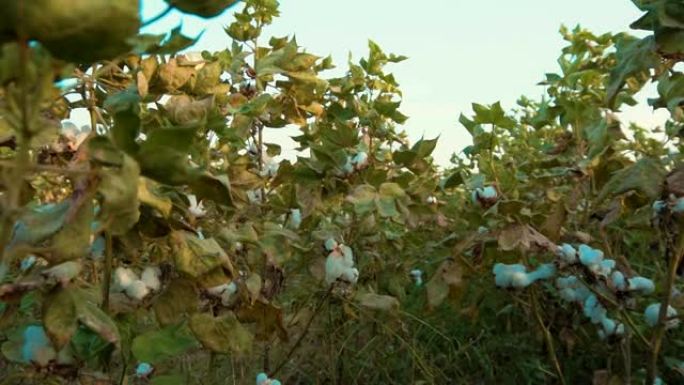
[125,280,150,300]
[493,263,555,289]
[610,271,627,291]
[290,208,302,229]
[256,372,282,385]
[141,266,161,292]
[22,325,56,366]
[351,151,369,169]
[652,200,667,214]
[471,186,498,204]
[410,269,424,286]
[558,244,577,264]
[627,276,655,294]
[426,196,438,204]
[578,244,603,268]
[187,194,206,218]
[324,238,338,252]
[644,303,679,329]
[325,244,358,285]
[113,267,138,292]
[582,294,624,338]
[674,197,684,214]
[20,255,37,271]
[556,275,591,303]
[136,362,153,377]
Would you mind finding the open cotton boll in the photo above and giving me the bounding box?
[510,272,531,288]
[527,263,556,282]
[592,259,615,277]
[187,194,206,218]
[113,267,138,292]
[340,245,354,267]
[610,271,627,291]
[136,362,153,377]
[324,238,338,252]
[628,276,655,294]
[578,244,603,267]
[557,275,579,289]
[290,208,302,229]
[256,373,269,385]
[22,325,56,366]
[674,197,684,214]
[558,244,578,263]
[341,267,359,284]
[480,186,497,199]
[125,280,150,300]
[20,255,37,271]
[653,200,667,214]
[325,249,358,285]
[644,303,679,329]
[351,151,369,169]
[583,294,607,324]
[493,263,527,288]
[410,269,423,286]
[141,266,161,291]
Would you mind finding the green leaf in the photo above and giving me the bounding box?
[98,154,141,235]
[606,35,659,107]
[43,289,78,350]
[10,201,70,247]
[138,177,173,218]
[131,323,199,364]
[189,312,253,355]
[346,185,377,215]
[153,279,198,327]
[52,196,94,261]
[597,158,666,202]
[171,231,232,278]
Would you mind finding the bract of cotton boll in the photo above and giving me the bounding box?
[578,244,603,267]
[628,276,655,294]
[125,280,150,300]
[610,271,627,291]
[558,243,578,263]
[674,197,684,214]
[22,325,56,366]
[141,266,162,292]
[136,362,154,377]
[644,303,679,329]
[113,267,138,292]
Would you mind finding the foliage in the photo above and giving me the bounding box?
[1,1,684,384]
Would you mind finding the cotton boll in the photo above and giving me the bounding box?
[644,303,679,329]
[341,267,359,284]
[653,200,667,214]
[113,267,138,292]
[271,381,282,385]
[410,269,423,286]
[340,245,354,267]
[324,238,338,251]
[510,272,531,288]
[477,226,489,234]
[136,362,153,377]
[426,196,437,204]
[594,259,616,277]
[481,186,497,199]
[351,151,369,169]
[610,271,627,291]
[628,276,655,294]
[187,194,206,218]
[559,288,578,302]
[583,295,607,324]
[141,266,161,291]
[256,372,269,385]
[325,252,347,285]
[290,208,302,229]
[20,255,37,271]
[493,263,527,288]
[22,325,56,366]
[527,263,556,282]
[556,275,579,289]
[220,282,238,306]
[578,244,603,267]
[674,197,684,213]
[125,280,150,300]
[558,243,577,263]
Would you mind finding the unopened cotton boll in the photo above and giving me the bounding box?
[644,303,679,329]
[113,267,138,292]
[126,280,150,300]
[141,266,161,291]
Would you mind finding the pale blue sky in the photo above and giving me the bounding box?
[139,0,665,165]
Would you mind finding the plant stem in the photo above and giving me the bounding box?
[101,232,113,312]
[530,288,566,385]
[269,285,333,377]
[646,231,684,384]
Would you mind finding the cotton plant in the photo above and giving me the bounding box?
[256,372,281,385]
[324,238,359,286]
[112,266,162,300]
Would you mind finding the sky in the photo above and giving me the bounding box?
[139,0,670,166]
